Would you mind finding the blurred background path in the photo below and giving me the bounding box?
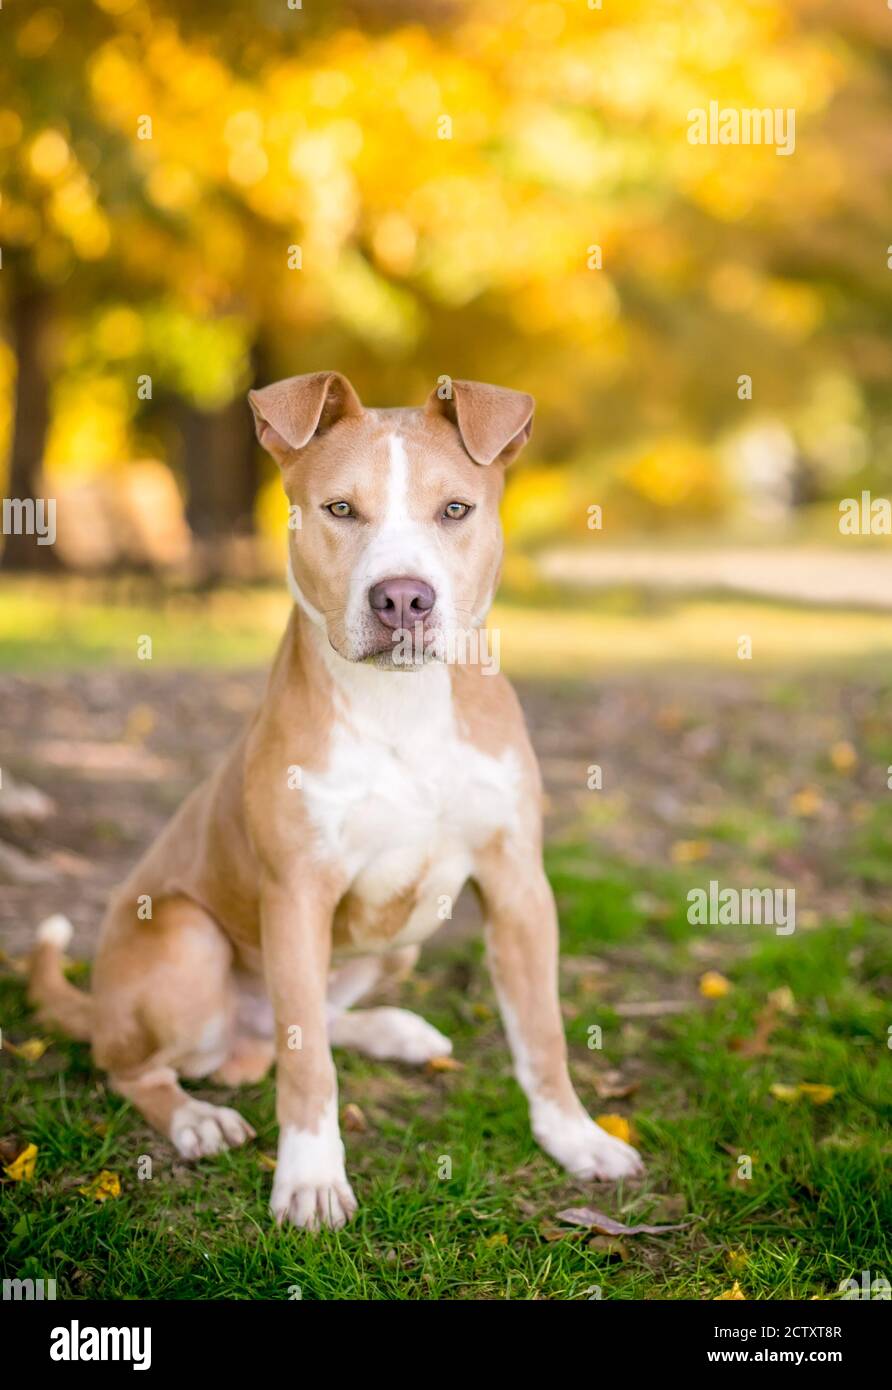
[541,548,892,609]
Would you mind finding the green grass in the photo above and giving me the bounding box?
[2,857,889,1300]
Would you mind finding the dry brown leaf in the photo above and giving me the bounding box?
[342,1102,368,1133]
[656,705,685,732]
[819,1133,865,1151]
[593,1073,640,1101]
[730,1002,780,1057]
[556,1206,690,1237]
[0,1135,23,1166]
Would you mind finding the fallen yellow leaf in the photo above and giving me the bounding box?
[797,1083,836,1106]
[771,1082,836,1105]
[770,1083,801,1103]
[767,986,796,1014]
[78,1170,121,1201]
[726,1249,749,1273]
[258,1151,277,1171]
[595,1113,633,1144]
[714,1281,746,1300]
[3,1142,37,1182]
[425,1055,464,1073]
[484,1233,508,1247]
[656,705,685,732]
[699,970,732,999]
[16,1038,51,1062]
[0,955,29,976]
[124,703,156,741]
[829,741,857,773]
[789,787,823,817]
[671,839,711,864]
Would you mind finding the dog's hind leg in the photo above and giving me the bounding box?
[327,947,453,1064]
[210,1035,275,1087]
[209,945,431,1084]
[208,971,276,1086]
[327,946,419,1010]
[92,894,256,1158]
[112,1065,255,1158]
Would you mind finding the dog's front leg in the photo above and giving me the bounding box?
[261,872,356,1231]
[475,844,643,1182]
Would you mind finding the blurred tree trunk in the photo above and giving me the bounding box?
[180,392,261,581]
[180,343,269,581]
[3,285,58,571]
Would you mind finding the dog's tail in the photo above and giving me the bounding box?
[27,915,93,1042]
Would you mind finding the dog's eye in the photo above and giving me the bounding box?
[326,501,353,518]
[443,502,472,520]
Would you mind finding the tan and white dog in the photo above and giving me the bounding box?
[28,372,642,1230]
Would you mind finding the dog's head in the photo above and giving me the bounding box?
[249,372,533,668]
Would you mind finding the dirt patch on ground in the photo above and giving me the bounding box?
[1,668,888,958]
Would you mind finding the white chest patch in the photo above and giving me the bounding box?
[301,661,519,951]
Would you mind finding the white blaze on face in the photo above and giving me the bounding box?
[343,432,455,659]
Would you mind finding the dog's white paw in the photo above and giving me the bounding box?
[270,1112,357,1232]
[170,1100,255,1159]
[331,1006,452,1065]
[534,1106,643,1181]
[271,1179,358,1231]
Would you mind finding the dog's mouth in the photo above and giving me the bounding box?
[331,621,445,669]
[357,629,442,669]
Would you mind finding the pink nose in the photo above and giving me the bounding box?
[368,577,436,631]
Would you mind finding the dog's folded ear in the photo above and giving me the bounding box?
[425,379,534,466]
[249,371,363,465]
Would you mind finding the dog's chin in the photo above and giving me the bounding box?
[360,645,441,671]
[331,632,443,670]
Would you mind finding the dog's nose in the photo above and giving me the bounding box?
[368,577,436,631]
